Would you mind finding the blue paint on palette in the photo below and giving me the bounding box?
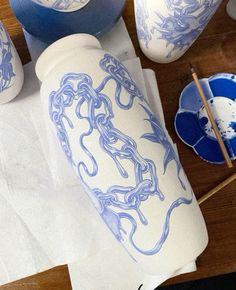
[175,73,236,164]
[10,0,126,43]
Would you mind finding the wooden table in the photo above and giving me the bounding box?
[0,0,236,289]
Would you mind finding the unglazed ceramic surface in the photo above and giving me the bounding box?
[0,21,24,104]
[36,34,208,274]
[227,0,236,20]
[134,0,222,63]
[32,0,90,12]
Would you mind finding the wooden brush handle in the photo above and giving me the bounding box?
[192,72,233,168]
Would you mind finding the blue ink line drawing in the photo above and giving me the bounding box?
[151,0,222,58]
[135,0,152,48]
[0,22,15,93]
[49,53,192,256]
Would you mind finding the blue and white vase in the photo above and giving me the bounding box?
[134,0,223,63]
[32,0,90,12]
[0,21,24,104]
[36,34,208,274]
[10,0,126,43]
[227,0,236,20]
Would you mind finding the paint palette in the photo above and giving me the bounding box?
[175,73,236,164]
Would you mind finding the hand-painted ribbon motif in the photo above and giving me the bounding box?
[49,53,193,256]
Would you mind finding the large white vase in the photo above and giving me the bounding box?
[0,21,24,104]
[134,0,223,63]
[36,34,208,274]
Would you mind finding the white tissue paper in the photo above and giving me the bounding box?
[0,18,199,289]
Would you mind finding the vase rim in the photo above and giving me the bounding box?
[32,0,91,12]
[36,33,101,82]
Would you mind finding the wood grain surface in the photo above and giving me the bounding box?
[0,0,236,289]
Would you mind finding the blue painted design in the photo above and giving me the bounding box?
[175,73,236,164]
[230,122,236,132]
[0,22,15,93]
[33,0,88,11]
[49,53,192,256]
[141,104,186,190]
[135,0,152,48]
[151,0,222,58]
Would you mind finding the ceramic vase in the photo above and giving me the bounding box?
[36,34,208,274]
[0,21,24,104]
[134,0,223,63]
[227,0,236,20]
[10,0,126,43]
[31,0,90,12]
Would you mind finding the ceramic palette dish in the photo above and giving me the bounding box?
[10,0,126,43]
[175,73,236,164]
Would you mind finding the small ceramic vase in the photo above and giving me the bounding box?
[134,0,223,63]
[0,21,24,104]
[32,0,90,12]
[10,0,126,43]
[36,34,208,274]
[227,0,236,20]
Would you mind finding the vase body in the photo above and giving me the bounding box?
[32,0,90,12]
[0,21,24,104]
[9,0,126,43]
[227,0,236,20]
[134,0,223,63]
[36,34,208,274]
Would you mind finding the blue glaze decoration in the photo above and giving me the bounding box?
[175,73,236,164]
[33,0,88,11]
[49,53,192,256]
[0,22,15,93]
[10,0,126,43]
[135,0,152,48]
[151,0,222,58]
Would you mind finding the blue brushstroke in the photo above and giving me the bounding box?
[0,22,15,93]
[151,0,222,58]
[49,53,192,256]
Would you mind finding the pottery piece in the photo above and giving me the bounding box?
[0,21,24,104]
[227,0,236,20]
[36,34,208,274]
[175,73,236,163]
[32,0,90,12]
[10,0,126,43]
[134,0,222,63]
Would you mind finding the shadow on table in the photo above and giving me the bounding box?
[158,272,236,290]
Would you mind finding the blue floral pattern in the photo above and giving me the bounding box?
[33,0,89,10]
[0,22,15,93]
[49,54,192,256]
[151,0,222,58]
[135,0,152,48]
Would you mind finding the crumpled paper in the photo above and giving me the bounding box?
[0,18,198,289]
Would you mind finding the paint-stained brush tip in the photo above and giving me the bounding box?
[189,62,195,74]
